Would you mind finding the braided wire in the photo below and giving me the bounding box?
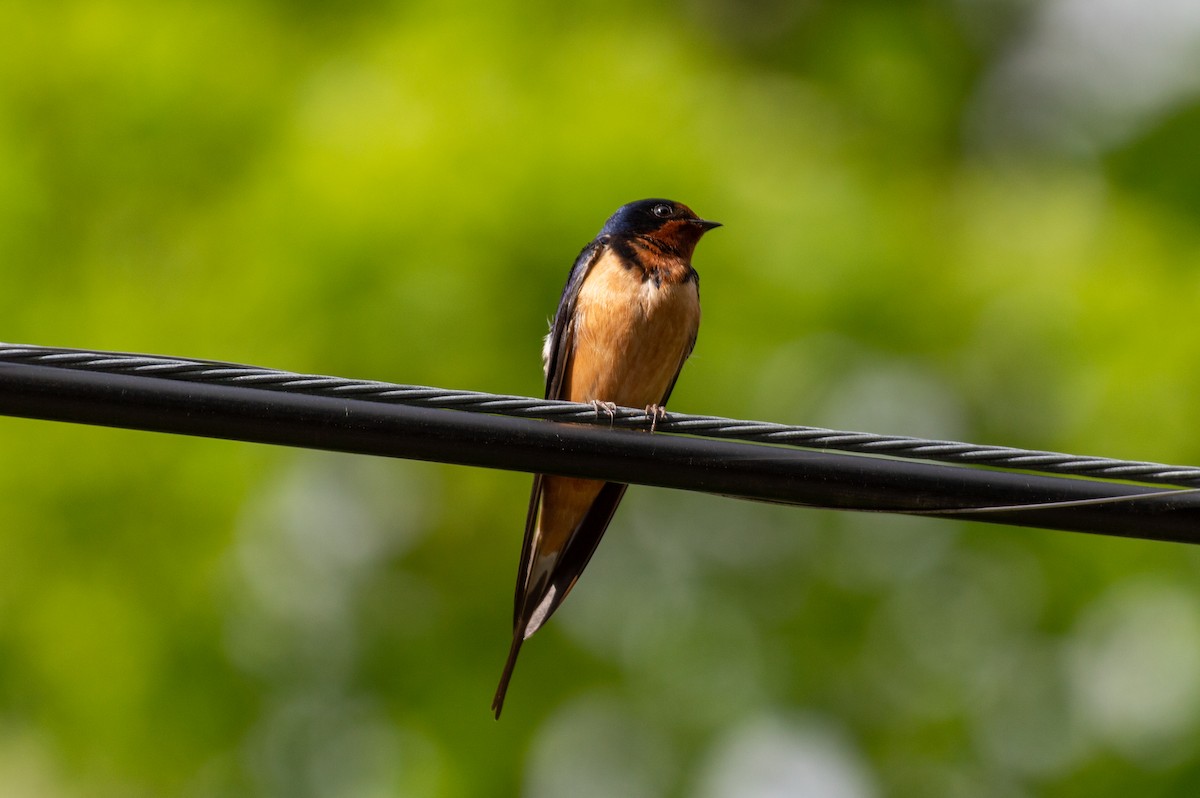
[3,343,1198,488]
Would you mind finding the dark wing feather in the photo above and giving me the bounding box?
[494,482,627,718]
[544,237,608,400]
[542,482,628,605]
[511,476,545,626]
[511,239,609,622]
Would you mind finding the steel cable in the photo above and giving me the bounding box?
[2,342,1196,488]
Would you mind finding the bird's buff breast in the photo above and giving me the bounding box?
[566,249,700,408]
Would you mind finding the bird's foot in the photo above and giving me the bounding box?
[644,404,667,432]
[590,400,618,425]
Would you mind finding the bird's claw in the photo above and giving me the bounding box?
[644,404,667,432]
[590,400,618,424]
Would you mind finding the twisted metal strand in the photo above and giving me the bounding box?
[3,343,1198,488]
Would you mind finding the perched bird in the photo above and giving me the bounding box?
[492,198,720,717]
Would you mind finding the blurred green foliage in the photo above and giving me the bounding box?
[3,0,1200,796]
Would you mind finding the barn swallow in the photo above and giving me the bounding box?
[492,198,720,717]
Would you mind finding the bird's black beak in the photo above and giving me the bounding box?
[692,218,722,231]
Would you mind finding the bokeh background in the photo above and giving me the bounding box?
[3,0,1200,795]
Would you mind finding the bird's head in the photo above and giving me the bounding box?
[599,199,721,257]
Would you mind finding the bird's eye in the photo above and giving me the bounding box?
[652,204,674,218]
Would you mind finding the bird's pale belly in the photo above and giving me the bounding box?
[566,252,700,408]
